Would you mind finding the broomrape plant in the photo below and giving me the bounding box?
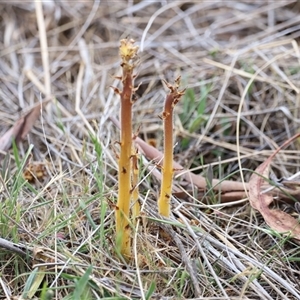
[113,38,139,259]
[158,77,185,217]
[113,38,185,258]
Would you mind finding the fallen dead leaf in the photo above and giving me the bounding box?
[0,99,51,152]
[0,118,24,151]
[249,133,300,239]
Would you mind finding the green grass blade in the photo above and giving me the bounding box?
[145,281,156,300]
[73,265,93,300]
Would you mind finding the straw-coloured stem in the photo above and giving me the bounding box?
[158,77,185,217]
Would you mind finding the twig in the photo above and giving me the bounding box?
[0,237,30,258]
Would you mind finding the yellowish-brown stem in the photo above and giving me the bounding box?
[158,78,185,217]
[115,39,139,259]
[132,153,140,226]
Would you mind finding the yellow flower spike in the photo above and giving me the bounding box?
[119,38,139,63]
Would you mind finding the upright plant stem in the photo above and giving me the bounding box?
[132,153,140,227]
[115,39,139,258]
[158,94,175,217]
[158,78,185,217]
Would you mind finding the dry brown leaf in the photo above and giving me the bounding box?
[249,133,300,239]
[249,161,273,211]
[0,99,51,151]
[0,118,24,151]
[264,209,300,235]
[23,161,48,183]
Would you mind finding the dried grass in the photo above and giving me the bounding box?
[1,1,300,299]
